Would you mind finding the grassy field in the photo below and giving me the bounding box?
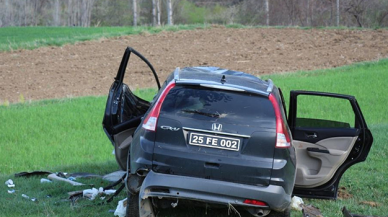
[0,25,208,52]
[1,59,387,216]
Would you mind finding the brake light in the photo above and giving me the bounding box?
[269,93,291,148]
[142,82,176,131]
[243,199,267,206]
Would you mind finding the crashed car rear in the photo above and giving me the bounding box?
[102,47,373,217]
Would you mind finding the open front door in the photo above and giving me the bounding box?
[102,47,160,170]
[289,91,373,199]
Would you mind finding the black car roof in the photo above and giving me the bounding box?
[173,67,273,97]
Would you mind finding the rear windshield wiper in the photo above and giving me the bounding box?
[181,109,221,118]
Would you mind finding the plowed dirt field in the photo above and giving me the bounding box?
[1,27,388,103]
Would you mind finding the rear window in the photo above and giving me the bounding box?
[160,86,274,125]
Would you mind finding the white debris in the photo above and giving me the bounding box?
[82,187,117,200]
[40,178,52,183]
[22,194,30,199]
[104,189,116,195]
[5,179,15,188]
[7,189,15,194]
[114,198,127,217]
[48,174,84,186]
[291,196,304,211]
[83,188,100,200]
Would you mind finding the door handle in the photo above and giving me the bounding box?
[306,133,318,138]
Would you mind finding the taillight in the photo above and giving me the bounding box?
[243,199,267,206]
[269,93,291,148]
[142,82,176,131]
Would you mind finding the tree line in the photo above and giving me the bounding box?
[1,0,387,28]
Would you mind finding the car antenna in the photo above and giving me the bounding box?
[221,75,226,84]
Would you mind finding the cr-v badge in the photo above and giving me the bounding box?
[160,126,180,131]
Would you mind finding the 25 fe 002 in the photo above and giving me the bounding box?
[188,132,241,151]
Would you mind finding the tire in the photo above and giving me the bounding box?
[268,206,291,217]
[126,192,139,217]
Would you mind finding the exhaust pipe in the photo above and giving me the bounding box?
[246,208,271,217]
[257,209,264,216]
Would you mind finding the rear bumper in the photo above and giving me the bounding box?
[139,170,291,212]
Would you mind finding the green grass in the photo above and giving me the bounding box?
[0,25,209,52]
[1,59,388,216]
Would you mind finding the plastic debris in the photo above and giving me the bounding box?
[114,198,127,217]
[291,196,304,211]
[104,189,116,195]
[103,170,126,182]
[31,198,38,202]
[68,172,102,179]
[47,174,84,186]
[22,194,30,199]
[40,178,52,183]
[67,176,77,181]
[83,188,99,200]
[7,189,15,194]
[5,179,15,188]
[56,172,68,178]
[82,187,117,200]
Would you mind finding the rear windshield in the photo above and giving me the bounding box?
[160,86,274,125]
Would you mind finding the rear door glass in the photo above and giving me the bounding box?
[122,54,159,102]
[296,95,355,128]
[160,86,274,125]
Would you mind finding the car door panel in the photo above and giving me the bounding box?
[102,47,160,171]
[289,91,373,199]
[294,136,357,188]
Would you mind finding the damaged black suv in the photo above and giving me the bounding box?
[103,47,373,217]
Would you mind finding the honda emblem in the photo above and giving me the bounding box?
[212,123,222,131]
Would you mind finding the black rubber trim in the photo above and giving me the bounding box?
[112,117,142,134]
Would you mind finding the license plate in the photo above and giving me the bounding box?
[188,132,241,151]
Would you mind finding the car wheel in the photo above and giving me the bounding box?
[126,192,139,217]
[268,206,291,217]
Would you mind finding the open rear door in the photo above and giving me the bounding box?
[102,47,160,170]
[289,91,373,199]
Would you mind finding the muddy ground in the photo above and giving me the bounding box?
[1,27,388,103]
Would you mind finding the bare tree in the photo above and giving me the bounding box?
[306,0,311,26]
[282,0,302,25]
[53,0,60,26]
[152,0,156,26]
[68,0,73,26]
[167,0,173,25]
[265,0,269,26]
[157,0,161,26]
[337,0,340,26]
[133,0,137,26]
[344,0,367,27]
[4,0,10,26]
